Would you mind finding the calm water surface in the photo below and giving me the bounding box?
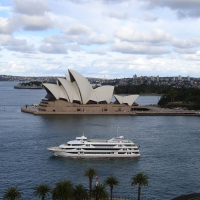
[0,82,200,200]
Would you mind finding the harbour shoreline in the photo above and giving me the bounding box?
[21,105,200,116]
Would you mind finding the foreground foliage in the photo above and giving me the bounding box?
[131,172,149,200]
[2,169,149,200]
[104,176,119,200]
[52,180,73,200]
[73,184,88,200]
[33,184,51,200]
[85,168,98,200]
[3,187,22,200]
[92,184,108,200]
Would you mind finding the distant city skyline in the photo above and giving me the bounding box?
[0,0,200,78]
[0,74,199,80]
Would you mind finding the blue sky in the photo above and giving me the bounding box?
[0,0,200,78]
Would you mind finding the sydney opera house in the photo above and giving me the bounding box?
[23,69,139,115]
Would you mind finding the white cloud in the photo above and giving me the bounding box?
[173,48,197,54]
[112,41,170,55]
[0,34,13,44]
[88,47,107,55]
[13,0,51,16]
[64,24,92,35]
[140,0,200,18]
[181,53,200,61]
[40,63,60,70]
[140,12,158,22]
[0,17,19,34]
[0,3,11,12]
[44,35,67,44]
[172,38,200,48]
[114,26,136,42]
[102,10,129,20]
[0,34,34,53]
[39,43,68,54]
[115,28,172,45]
[17,14,55,31]
[79,33,109,45]
[0,61,32,74]
[16,53,45,59]
[0,0,200,77]
[68,44,81,52]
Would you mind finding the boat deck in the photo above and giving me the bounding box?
[87,139,132,143]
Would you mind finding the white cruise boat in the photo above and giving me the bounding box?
[48,135,140,158]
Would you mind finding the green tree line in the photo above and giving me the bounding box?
[158,87,200,109]
[114,84,171,94]
[114,84,200,109]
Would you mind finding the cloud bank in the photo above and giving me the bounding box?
[0,0,199,78]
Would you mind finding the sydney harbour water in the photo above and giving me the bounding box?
[0,81,200,200]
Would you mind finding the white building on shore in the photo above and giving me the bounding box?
[37,69,139,114]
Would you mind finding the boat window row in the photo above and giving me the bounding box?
[82,148,120,151]
[92,144,116,147]
[65,151,140,155]
[84,152,113,154]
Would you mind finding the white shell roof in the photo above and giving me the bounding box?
[65,74,70,81]
[89,90,105,103]
[43,69,139,106]
[72,82,82,102]
[58,85,69,100]
[94,86,114,103]
[114,94,139,106]
[43,83,60,100]
[58,78,73,102]
[114,95,123,104]
[123,95,139,106]
[69,69,93,104]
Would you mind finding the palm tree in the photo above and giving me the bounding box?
[131,172,149,200]
[84,168,97,200]
[73,184,88,200]
[104,176,119,200]
[92,184,108,200]
[33,184,51,200]
[3,187,22,200]
[52,180,73,200]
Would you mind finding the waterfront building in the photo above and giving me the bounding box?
[37,69,139,114]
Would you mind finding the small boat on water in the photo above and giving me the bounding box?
[48,135,140,158]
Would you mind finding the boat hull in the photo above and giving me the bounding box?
[48,148,140,158]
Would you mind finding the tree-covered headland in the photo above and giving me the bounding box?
[158,87,200,110]
[114,84,171,95]
[114,84,200,110]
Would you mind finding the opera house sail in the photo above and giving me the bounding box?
[34,69,139,114]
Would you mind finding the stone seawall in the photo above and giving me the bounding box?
[21,105,200,116]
